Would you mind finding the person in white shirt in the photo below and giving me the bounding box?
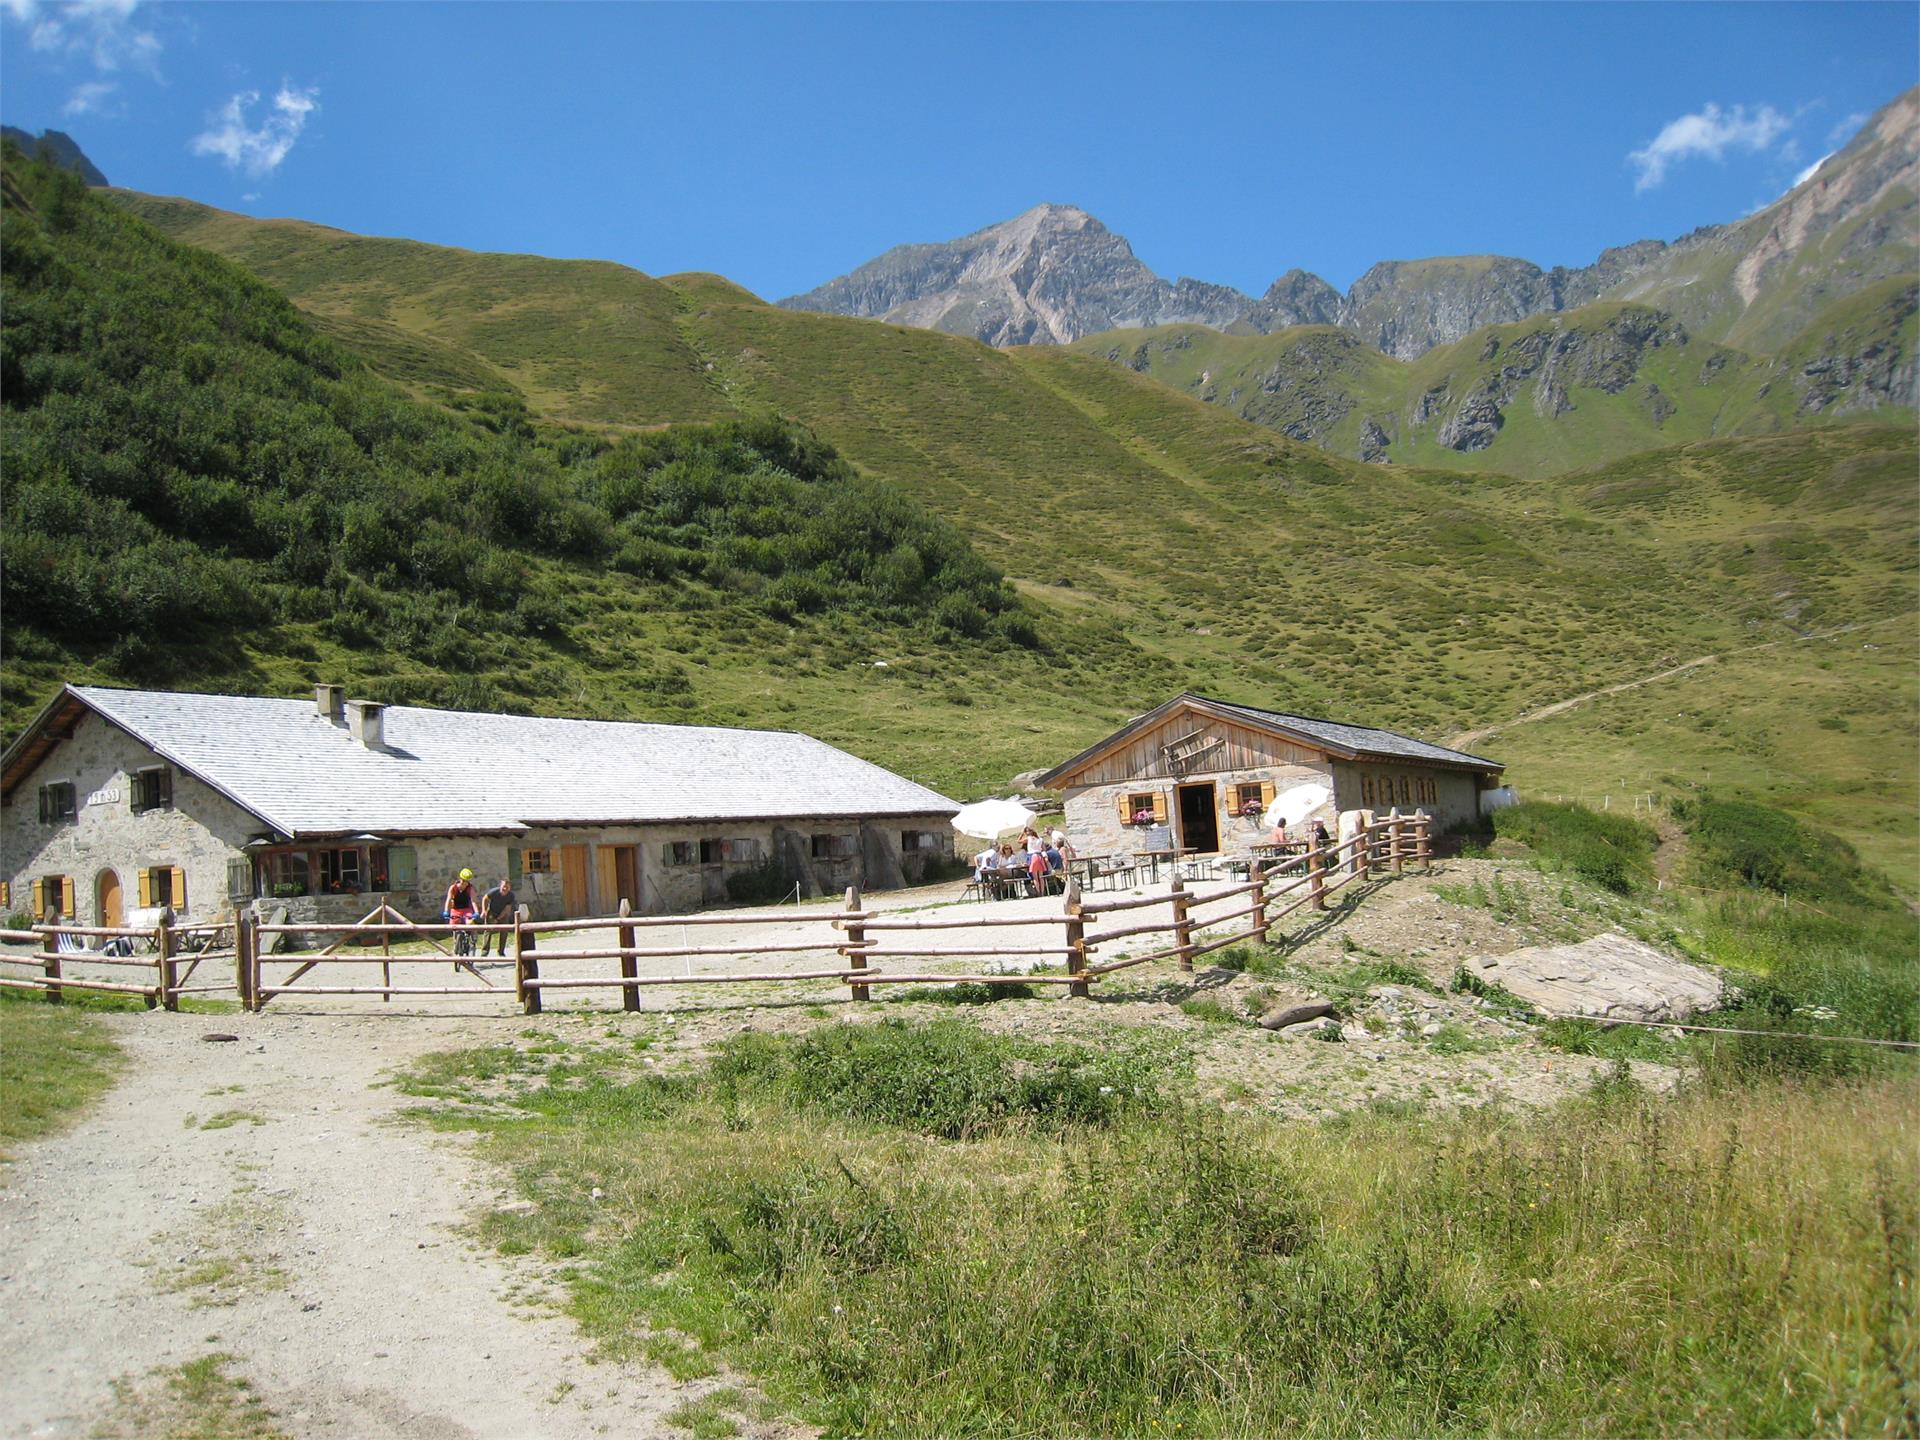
[974,845,1001,882]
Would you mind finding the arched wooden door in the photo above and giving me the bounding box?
[97,869,123,928]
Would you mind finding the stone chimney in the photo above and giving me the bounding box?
[344,699,385,749]
[314,684,345,724]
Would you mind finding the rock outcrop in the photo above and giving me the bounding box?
[1464,933,1723,1023]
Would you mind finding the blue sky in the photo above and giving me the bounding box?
[2,2,1914,300]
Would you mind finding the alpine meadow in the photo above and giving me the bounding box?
[1,53,1916,1440]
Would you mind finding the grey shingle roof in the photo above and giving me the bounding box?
[71,687,957,837]
[1195,697,1502,770]
[1036,692,1502,786]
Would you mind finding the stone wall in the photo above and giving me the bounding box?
[1,710,258,926]
[1329,762,1483,834]
[1060,760,1336,859]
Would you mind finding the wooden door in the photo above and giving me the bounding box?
[1177,783,1219,854]
[97,869,122,928]
[613,846,639,909]
[561,844,590,916]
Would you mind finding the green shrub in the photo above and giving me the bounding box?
[1492,801,1656,894]
[724,855,794,906]
[714,1019,1174,1139]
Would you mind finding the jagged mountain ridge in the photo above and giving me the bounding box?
[0,126,108,186]
[1073,280,1917,476]
[780,87,1919,361]
[778,203,1252,347]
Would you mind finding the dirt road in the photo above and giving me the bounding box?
[2,1010,747,1439]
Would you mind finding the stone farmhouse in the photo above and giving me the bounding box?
[1,685,958,928]
[1037,693,1504,859]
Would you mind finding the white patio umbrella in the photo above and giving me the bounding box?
[950,797,1038,841]
[1263,782,1331,829]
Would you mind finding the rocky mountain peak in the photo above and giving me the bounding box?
[1,126,108,186]
[779,204,1250,347]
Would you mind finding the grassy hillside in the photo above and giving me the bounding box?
[1069,290,1916,477]
[11,168,1915,885]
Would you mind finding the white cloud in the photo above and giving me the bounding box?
[1792,152,1832,188]
[3,0,160,76]
[191,85,320,179]
[1827,111,1869,149]
[1628,102,1791,192]
[62,78,117,116]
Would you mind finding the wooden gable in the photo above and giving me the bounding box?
[1049,704,1327,789]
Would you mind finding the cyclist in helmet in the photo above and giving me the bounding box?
[444,868,479,960]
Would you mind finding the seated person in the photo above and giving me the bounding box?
[1269,820,1289,848]
[974,844,1001,882]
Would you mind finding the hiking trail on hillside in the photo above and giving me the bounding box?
[1448,619,1883,751]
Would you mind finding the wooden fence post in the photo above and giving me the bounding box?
[515,904,541,1015]
[40,926,63,1005]
[1308,839,1327,912]
[1417,811,1433,871]
[1352,816,1371,880]
[156,914,175,1012]
[380,894,392,1005]
[618,899,641,1013]
[1389,810,1405,875]
[844,886,869,1001]
[1064,878,1089,999]
[1250,860,1270,943]
[1171,874,1194,973]
[234,912,253,1012]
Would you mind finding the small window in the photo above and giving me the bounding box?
[1360,775,1375,807]
[699,838,725,865]
[663,841,696,867]
[318,847,363,893]
[149,866,175,907]
[1127,794,1158,825]
[132,766,173,813]
[726,838,760,864]
[262,851,311,898]
[522,848,554,875]
[1234,782,1265,816]
[1398,776,1412,805]
[368,846,390,891]
[812,833,854,860]
[38,782,75,824]
[33,875,74,920]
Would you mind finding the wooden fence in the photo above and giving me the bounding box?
[5,813,1431,1015]
[0,915,237,1009]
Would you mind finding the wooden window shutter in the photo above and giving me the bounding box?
[60,876,75,918]
[1151,793,1168,824]
[0,881,9,909]
[596,848,618,909]
[138,868,153,907]
[1115,795,1132,824]
[31,879,46,920]
[1259,780,1276,808]
[507,848,523,887]
[171,867,186,909]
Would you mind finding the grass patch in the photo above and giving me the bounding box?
[93,1352,285,1440]
[0,992,125,1155]
[402,1024,1919,1438]
[1178,996,1243,1026]
[665,1388,746,1439]
[892,980,1037,1005]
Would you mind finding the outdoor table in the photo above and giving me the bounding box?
[1250,842,1309,862]
[1136,847,1198,883]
